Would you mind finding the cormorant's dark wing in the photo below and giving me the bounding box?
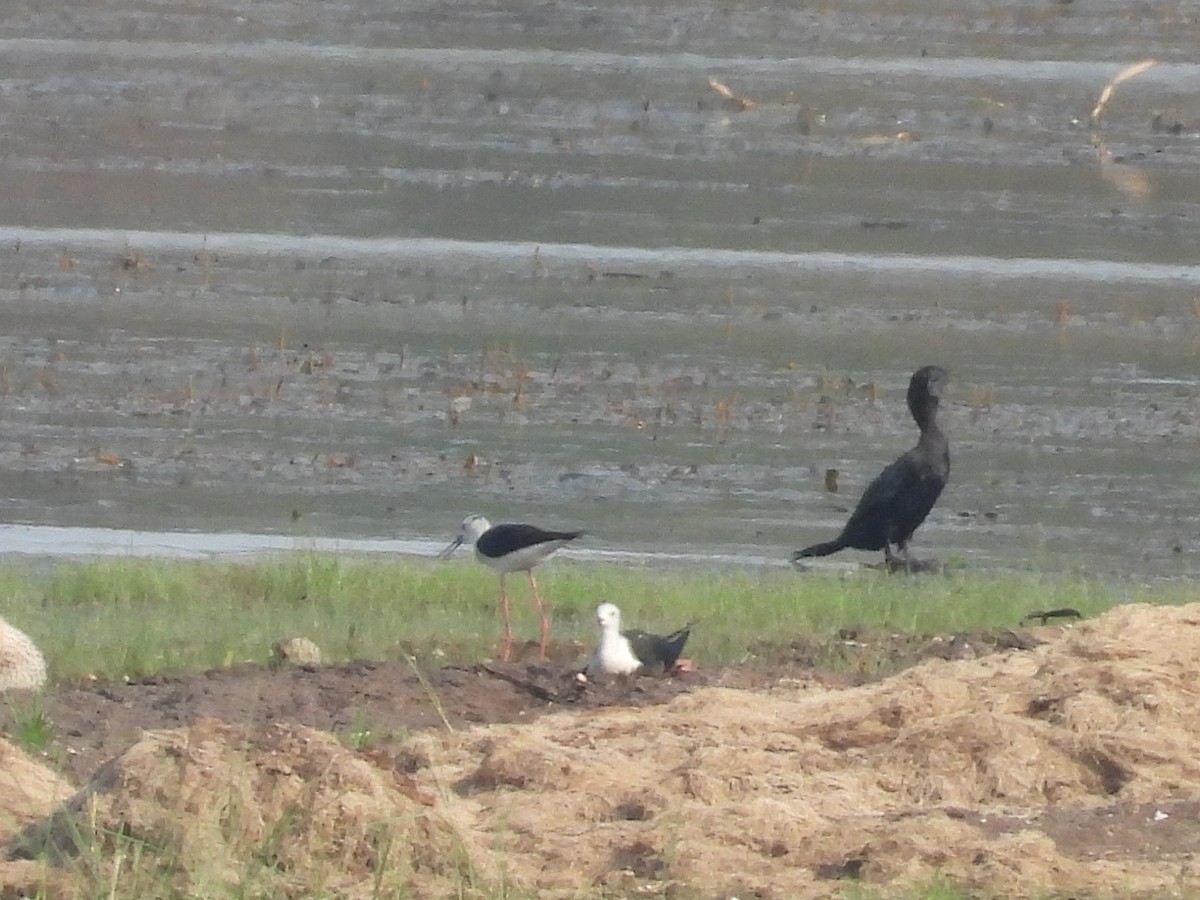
[836,454,923,551]
[884,441,949,547]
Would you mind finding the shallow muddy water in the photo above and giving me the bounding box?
[0,1,1198,579]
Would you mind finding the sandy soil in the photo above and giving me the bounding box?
[4,605,1200,897]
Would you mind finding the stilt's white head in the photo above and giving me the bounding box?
[438,514,492,558]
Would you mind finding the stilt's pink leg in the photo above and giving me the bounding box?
[499,574,513,662]
[528,571,549,660]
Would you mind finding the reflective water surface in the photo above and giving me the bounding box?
[0,1,1198,579]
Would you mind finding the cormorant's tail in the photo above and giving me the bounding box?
[793,538,845,560]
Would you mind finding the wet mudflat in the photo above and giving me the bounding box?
[0,1,1198,578]
[4,9,1200,897]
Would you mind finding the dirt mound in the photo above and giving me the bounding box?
[0,736,74,844]
[0,736,76,899]
[23,654,713,786]
[7,603,1200,897]
[398,602,1200,898]
[14,718,494,898]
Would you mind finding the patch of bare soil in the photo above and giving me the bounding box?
[4,628,1031,788]
[14,647,746,788]
[4,606,1200,898]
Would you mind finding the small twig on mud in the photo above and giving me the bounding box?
[404,654,455,733]
[1090,59,1156,123]
[1021,608,1083,626]
[478,662,559,703]
[707,76,757,111]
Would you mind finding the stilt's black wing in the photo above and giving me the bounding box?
[476,524,585,557]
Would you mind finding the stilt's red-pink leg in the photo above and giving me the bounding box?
[499,574,513,661]
[528,571,549,660]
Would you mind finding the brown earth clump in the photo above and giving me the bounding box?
[270,635,324,668]
[0,616,47,692]
[12,718,496,898]
[402,602,1200,898]
[6,603,1200,898]
[0,735,76,898]
[0,736,75,844]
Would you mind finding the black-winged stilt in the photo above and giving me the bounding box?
[584,602,693,677]
[439,513,584,661]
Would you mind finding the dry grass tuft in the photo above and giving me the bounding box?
[8,604,1200,897]
[0,616,47,692]
[13,719,494,897]
[1090,59,1157,123]
[408,602,1200,897]
[0,736,74,843]
[707,76,757,111]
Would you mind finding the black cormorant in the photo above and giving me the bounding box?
[794,365,950,572]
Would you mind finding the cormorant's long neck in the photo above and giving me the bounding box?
[911,396,941,437]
